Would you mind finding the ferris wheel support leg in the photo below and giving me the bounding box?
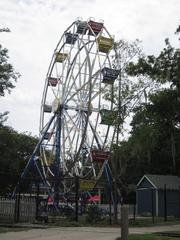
[13,114,56,195]
[53,111,61,209]
[104,163,115,220]
[106,163,119,223]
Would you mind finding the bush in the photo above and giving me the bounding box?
[85,205,104,223]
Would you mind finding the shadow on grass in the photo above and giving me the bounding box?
[115,233,180,240]
[0,227,30,234]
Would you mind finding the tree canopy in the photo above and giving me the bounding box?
[110,25,180,197]
[0,125,38,194]
[0,44,20,97]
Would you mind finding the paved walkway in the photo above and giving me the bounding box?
[1,225,180,240]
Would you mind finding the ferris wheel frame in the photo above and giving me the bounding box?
[17,19,120,202]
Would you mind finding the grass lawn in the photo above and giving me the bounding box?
[0,227,29,234]
[129,217,180,227]
[116,233,180,240]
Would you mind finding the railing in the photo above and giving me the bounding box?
[0,196,36,223]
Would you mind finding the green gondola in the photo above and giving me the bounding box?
[100,109,117,125]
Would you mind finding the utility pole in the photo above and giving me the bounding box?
[113,44,122,224]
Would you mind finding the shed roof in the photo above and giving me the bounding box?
[137,174,180,190]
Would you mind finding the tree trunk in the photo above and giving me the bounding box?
[147,149,151,170]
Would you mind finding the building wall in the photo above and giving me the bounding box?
[158,189,180,218]
[138,178,155,189]
[137,188,156,216]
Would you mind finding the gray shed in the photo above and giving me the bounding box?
[137,174,180,217]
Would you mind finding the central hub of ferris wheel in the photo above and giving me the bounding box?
[20,18,120,206]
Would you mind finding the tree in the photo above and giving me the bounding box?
[0,125,38,194]
[105,41,157,174]
[0,44,20,97]
[0,30,20,124]
[126,25,180,175]
[106,25,180,210]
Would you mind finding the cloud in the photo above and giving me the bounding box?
[0,0,180,135]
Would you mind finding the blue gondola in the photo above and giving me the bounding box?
[43,132,50,140]
[101,67,119,84]
[65,32,78,45]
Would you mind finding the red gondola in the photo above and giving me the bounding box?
[88,20,103,36]
[91,149,110,162]
[48,77,58,87]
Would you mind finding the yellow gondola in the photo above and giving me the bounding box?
[97,36,114,53]
[55,52,68,63]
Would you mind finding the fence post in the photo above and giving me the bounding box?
[151,188,155,223]
[179,186,180,219]
[75,176,79,222]
[109,186,112,225]
[113,186,118,224]
[164,184,167,222]
[36,182,40,220]
[121,205,129,240]
[133,202,136,222]
[14,190,20,223]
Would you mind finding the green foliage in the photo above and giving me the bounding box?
[126,27,180,97]
[85,205,103,223]
[0,41,20,124]
[110,25,180,193]
[0,125,38,194]
[0,111,9,125]
[0,44,20,97]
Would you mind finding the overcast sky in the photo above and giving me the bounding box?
[0,0,180,136]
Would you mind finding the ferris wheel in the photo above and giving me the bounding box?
[22,18,120,197]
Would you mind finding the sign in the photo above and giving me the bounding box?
[47,195,54,205]
[79,179,96,190]
[88,195,100,202]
